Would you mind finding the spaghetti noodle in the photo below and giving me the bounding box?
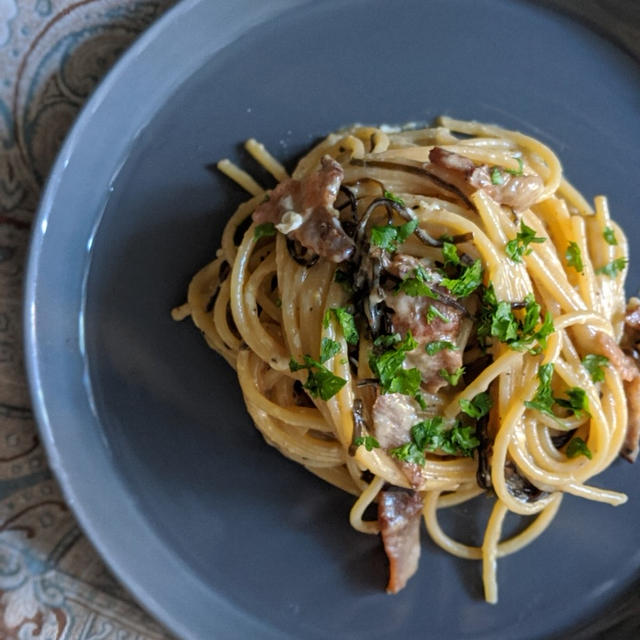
[173,117,638,602]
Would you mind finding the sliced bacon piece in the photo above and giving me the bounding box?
[619,298,640,461]
[622,376,640,462]
[429,147,544,211]
[378,488,423,594]
[253,155,354,262]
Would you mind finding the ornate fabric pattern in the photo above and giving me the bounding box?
[0,1,176,637]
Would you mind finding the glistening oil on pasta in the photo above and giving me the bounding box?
[172,117,638,602]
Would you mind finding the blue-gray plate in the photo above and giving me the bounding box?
[24,1,640,638]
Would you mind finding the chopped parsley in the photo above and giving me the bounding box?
[596,257,627,278]
[369,332,423,403]
[442,242,460,267]
[389,416,480,464]
[289,354,346,401]
[439,366,465,386]
[524,363,555,417]
[326,307,359,345]
[440,259,483,297]
[425,340,458,355]
[566,242,584,273]
[427,304,449,323]
[505,156,524,176]
[505,222,545,263]
[490,157,523,185]
[353,435,380,451]
[459,392,493,419]
[603,226,618,246]
[582,354,609,383]
[397,266,439,299]
[555,387,590,418]
[478,286,554,352]
[254,222,276,240]
[566,436,592,460]
[524,363,590,420]
[371,218,418,252]
[319,337,341,363]
[383,189,406,207]
[490,167,504,185]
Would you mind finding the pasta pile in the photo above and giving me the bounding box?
[173,117,633,602]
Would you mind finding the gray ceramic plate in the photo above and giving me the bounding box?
[24,1,640,638]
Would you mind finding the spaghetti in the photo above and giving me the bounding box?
[173,117,638,602]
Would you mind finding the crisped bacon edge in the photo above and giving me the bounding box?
[378,488,423,594]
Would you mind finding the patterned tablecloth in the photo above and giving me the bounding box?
[0,2,176,637]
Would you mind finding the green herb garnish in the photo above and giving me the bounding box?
[383,189,406,207]
[442,242,460,267]
[390,416,480,464]
[427,305,449,323]
[566,436,592,460]
[289,354,346,401]
[555,387,590,417]
[566,242,584,273]
[327,307,359,345]
[505,157,524,176]
[524,363,556,417]
[440,259,483,297]
[369,332,424,402]
[459,392,493,419]
[254,222,276,240]
[353,435,380,451]
[439,366,465,386]
[582,354,609,383]
[425,340,458,355]
[397,267,439,299]
[371,218,418,252]
[505,222,545,263]
[596,257,627,278]
[491,167,504,185]
[319,337,341,363]
[603,227,618,246]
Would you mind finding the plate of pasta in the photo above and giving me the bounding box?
[25,0,640,638]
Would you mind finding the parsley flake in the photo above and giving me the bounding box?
[327,307,359,345]
[369,332,422,400]
[383,189,406,207]
[397,267,439,299]
[603,227,618,246]
[555,387,590,417]
[353,435,380,451]
[320,337,340,363]
[425,340,458,355]
[524,363,555,417]
[566,436,592,460]
[390,416,480,463]
[440,259,483,297]
[440,366,465,386]
[505,222,545,263]
[254,222,276,240]
[582,354,609,383]
[459,392,493,419]
[371,219,418,252]
[289,354,346,401]
[596,257,627,278]
[427,305,449,323]
[566,242,584,273]
[504,157,524,176]
[442,242,460,267]
[491,167,504,185]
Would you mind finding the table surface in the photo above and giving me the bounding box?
[0,1,175,637]
[1,1,638,639]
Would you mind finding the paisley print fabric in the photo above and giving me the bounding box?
[0,2,176,637]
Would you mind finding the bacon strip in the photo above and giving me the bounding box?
[253,156,354,262]
[378,488,423,593]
